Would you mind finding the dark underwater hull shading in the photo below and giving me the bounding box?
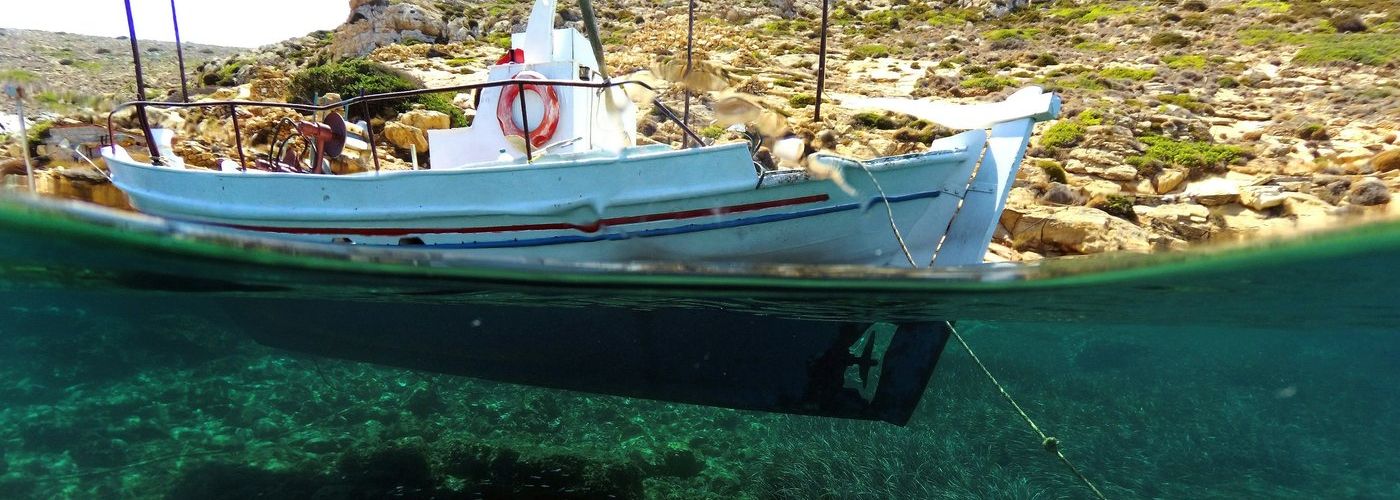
[236,299,952,425]
[3,195,1400,423]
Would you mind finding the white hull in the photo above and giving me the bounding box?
[106,136,988,266]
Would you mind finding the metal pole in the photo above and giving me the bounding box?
[517,83,533,161]
[683,0,694,147]
[171,0,189,102]
[123,0,160,164]
[228,104,246,170]
[578,0,608,77]
[361,93,380,173]
[815,0,830,122]
[15,97,35,192]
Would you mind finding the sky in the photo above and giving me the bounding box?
[0,0,350,48]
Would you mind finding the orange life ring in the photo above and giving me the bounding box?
[496,71,560,150]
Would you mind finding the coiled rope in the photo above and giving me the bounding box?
[949,323,1109,499]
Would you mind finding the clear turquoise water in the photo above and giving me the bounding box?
[1,198,1398,498]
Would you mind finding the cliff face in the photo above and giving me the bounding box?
[5,0,1400,260]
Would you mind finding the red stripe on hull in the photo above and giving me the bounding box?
[222,194,832,236]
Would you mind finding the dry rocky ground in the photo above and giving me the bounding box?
[3,0,1399,261]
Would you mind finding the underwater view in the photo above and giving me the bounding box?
[0,272,1397,499]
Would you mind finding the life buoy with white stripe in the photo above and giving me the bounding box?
[496,71,560,150]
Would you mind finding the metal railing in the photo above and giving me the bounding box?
[106,78,705,172]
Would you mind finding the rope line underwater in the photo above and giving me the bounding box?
[947,323,1110,500]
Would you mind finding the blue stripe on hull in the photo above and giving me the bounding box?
[412,190,945,249]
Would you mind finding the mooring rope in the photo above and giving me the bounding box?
[853,161,918,268]
[948,323,1110,500]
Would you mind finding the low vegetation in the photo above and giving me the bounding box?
[288,58,467,127]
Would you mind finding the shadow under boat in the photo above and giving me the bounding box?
[234,297,953,426]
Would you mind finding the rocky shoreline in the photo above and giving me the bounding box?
[2,0,1398,261]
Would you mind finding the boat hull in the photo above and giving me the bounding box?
[105,138,985,266]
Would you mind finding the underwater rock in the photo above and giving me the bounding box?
[655,443,705,478]
[438,440,644,499]
[329,445,436,498]
[166,462,323,500]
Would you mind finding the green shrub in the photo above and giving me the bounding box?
[960,75,1018,91]
[1163,54,1207,69]
[788,93,816,107]
[852,112,900,130]
[1139,135,1244,175]
[1241,29,1400,66]
[1296,123,1329,141]
[1149,32,1191,47]
[700,124,725,139]
[25,120,53,156]
[1217,76,1240,88]
[1093,195,1138,222]
[289,58,464,126]
[1037,159,1068,183]
[985,28,1040,41]
[1099,66,1157,81]
[850,44,891,60]
[1040,120,1086,149]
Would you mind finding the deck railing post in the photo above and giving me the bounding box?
[228,104,246,170]
[517,83,533,161]
[361,92,381,173]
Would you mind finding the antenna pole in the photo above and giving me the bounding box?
[815,0,830,122]
[14,94,35,192]
[577,0,608,78]
[123,0,160,164]
[683,0,694,147]
[171,0,189,102]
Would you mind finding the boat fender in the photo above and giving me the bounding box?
[496,48,525,65]
[497,70,561,151]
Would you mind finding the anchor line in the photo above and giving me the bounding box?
[853,161,918,268]
[948,323,1110,500]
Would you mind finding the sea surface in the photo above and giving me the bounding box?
[0,201,1398,498]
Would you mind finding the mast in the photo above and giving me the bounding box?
[578,0,608,77]
[122,0,161,165]
[171,0,189,102]
[815,0,829,122]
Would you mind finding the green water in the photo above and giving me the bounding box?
[0,197,1398,498]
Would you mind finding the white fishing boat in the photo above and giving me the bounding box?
[100,0,1060,267]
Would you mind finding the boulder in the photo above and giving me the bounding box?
[1140,203,1214,241]
[399,109,450,131]
[1153,168,1187,194]
[1239,185,1288,211]
[1348,178,1391,206]
[383,121,428,152]
[1006,206,1153,255]
[1183,177,1240,206]
[332,1,447,56]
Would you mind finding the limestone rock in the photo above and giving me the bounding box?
[1183,178,1241,206]
[1154,168,1187,194]
[1141,203,1214,241]
[383,121,429,152]
[955,0,1031,18]
[332,2,447,56]
[1239,185,1288,211]
[399,109,450,131]
[1039,182,1080,205]
[1372,149,1400,173]
[1006,206,1153,255]
[1348,178,1391,206]
[1101,165,1139,182]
